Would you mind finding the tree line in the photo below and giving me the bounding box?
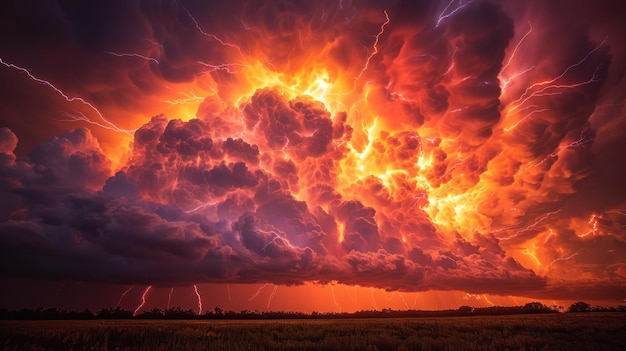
[1,302,623,320]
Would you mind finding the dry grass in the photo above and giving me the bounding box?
[1,313,625,350]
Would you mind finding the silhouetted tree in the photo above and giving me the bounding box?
[458,306,474,314]
[136,308,164,319]
[164,307,196,319]
[523,302,550,313]
[97,306,133,319]
[568,301,591,312]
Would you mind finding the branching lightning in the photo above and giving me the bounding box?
[501,22,533,74]
[497,209,562,240]
[58,111,137,134]
[507,38,608,112]
[412,293,419,308]
[260,229,296,251]
[499,21,534,94]
[436,0,472,28]
[0,58,135,135]
[181,5,245,58]
[503,107,550,132]
[397,293,409,309]
[353,10,390,88]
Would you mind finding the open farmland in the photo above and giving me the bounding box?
[1,313,625,350]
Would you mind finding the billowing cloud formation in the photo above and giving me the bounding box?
[0,0,625,303]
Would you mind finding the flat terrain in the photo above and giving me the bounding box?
[1,313,625,350]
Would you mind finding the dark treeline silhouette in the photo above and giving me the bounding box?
[1,302,624,320]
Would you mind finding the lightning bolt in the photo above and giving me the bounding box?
[330,284,342,312]
[499,21,534,94]
[167,287,174,309]
[353,10,390,88]
[507,38,608,111]
[551,249,584,265]
[606,209,626,217]
[344,285,360,309]
[563,125,595,149]
[248,283,269,302]
[164,89,206,106]
[133,286,152,316]
[509,67,603,112]
[578,214,600,238]
[196,61,250,75]
[503,108,550,132]
[500,65,535,95]
[442,47,458,77]
[497,209,562,240]
[226,284,232,308]
[501,21,533,74]
[370,287,378,310]
[105,51,159,64]
[260,229,295,251]
[522,248,541,265]
[436,0,472,28]
[266,285,278,310]
[0,58,135,135]
[465,293,494,306]
[193,284,203,315]
[58,111,137,134]
[181,5,245,58]
[116,285,133,307]
[518,124,595,173]
[183,198,222,214]
[398,293,409,309]
[482,294,495,306]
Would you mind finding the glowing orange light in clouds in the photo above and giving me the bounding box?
[2,0,623,312]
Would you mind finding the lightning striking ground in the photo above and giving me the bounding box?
[193,284,203,315]
[266,285,278,310]
[133,286,152,316]
[167,288,174,309]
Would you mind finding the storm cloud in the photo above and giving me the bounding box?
[0,0,625,306]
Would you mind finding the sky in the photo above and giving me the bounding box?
[1,0,625,314]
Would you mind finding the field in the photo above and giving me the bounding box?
[1,313,625,350]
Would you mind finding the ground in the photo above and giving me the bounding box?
[1,313,625,350]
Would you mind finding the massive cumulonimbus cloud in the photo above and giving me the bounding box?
[0,0,625,303]
[0,89,544,295]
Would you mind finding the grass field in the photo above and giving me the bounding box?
[1,313,625,350]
